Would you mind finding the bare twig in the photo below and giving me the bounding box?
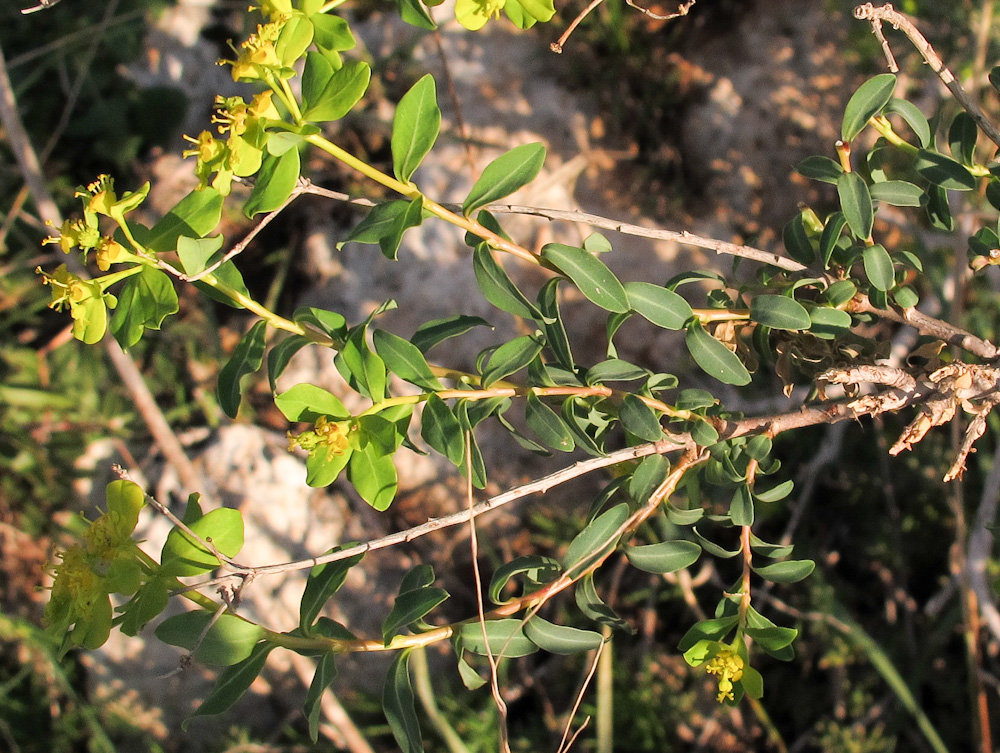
[851,295,1000,360]
[625,0,695,22]
[431,26,477,177]
[483,204,809,273]
[969,438,1000,642]
[854,3,1000,149]
[556,641,603,753]
[550,0,605,54]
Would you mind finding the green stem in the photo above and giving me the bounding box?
[304,134,539,264]
[200,272,327,340]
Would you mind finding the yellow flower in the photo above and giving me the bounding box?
[43,218,100,255]
[228,21,284,82]
[44,481,147,652]
[704,648,745,703]
[455,0,506,30]
[95,237,131,271]
[288,416,352,461]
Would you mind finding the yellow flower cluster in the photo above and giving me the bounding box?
[288,415,351,461]
[45,481,147,652]
[704,648,745,703]
[183,92,279,195]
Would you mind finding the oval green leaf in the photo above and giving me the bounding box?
[347,443,397,511]
[457,619,539,658]
[218,320,267,419]
[625,281,693,329]
[525,392,575,452]
[392,74,441,184]
[863,244,894,291]
[795,155,843,184]
[382,650,422,753]
[481,333,544,388]
[244,148,300,218]
[914,149,976,191]
[749,295,811,331]
[685,322,751,386]
[463,143,546,216]
[155,611,264,666]
[472,244,541,319]
[842,73,896,142]
[619,394,663,442]
[753,558,815,583]
[837,172,873,240]
[542,243,630,314]
[372,329,442,391]
[524,617,604,655]
[869,180,924,207]
[187,642,277,723]
[302,60,371,122]
[625,540,701,574]
[563,503,630,572]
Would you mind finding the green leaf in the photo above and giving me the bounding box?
[541,243,630,314]
[345,198,423,261]
[267,335,310,392]
[729,484,754,526]
[863,244,894,291]
[244,149,300,218]
[305,446,352,488]
[472,244,541,319]
[187,642,276,724]
[626,540,701,574]
[884,97,931,148]
[463,143,546,216]
[749,295,811,331]
[274,14,313,66]
[685,321,751,386]
[628,454,669,503]
[294,306,347,342]
[692,526,741,559]
[819,212,847,269]
[304,653,337,742]
[746,626,798,653]
[893,285,919,308]
[275,383,349,422]
[586,359,648,384]
[218,321,267,418]
[537,278,575,370]
[481,333,544,388]
[155,611,264,666]
[488,556,561,605]
[301,52,335,115]
[118,578,170,636]
[347,443,397,510]
[176,234,224,277]
[794,155,842,184]
[675,388,717,410]
[562,502,630,572]
[335,328,387,402]
[625,281,693,329]
[300,547,365,635]
[397,0,436,29]
[411,314,492,353]
[457,620,539,658]
[782,215,815,265]
[749,532,794,558]
[382,587,449,644]
[372,329,442,390]
[753,559,815,583]
[948,111,978,165]
[842,73,896,142]
[525,393,575,452]
[420,394,465,465]
[110,266,179,348]
[690,420,719,447]
[160,508,245,577]
[678,615,739,652]
[524,617,604,654]
[746,435,772,461]
[302,60,371,122]
[576,574,632,632]
[914,149,976,191]
[392,75,441,183]
[869,180,925,207]
[837,172,873,239]
[383,650,422,753]
[925,184,954,231]
[619,394,663,442]
[145,188,223,254]
[741,666,764,699]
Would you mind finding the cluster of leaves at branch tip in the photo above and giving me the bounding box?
[37,2,1000,748]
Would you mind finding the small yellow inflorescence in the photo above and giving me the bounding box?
[288,416,351,461]
[704,648,745,703]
